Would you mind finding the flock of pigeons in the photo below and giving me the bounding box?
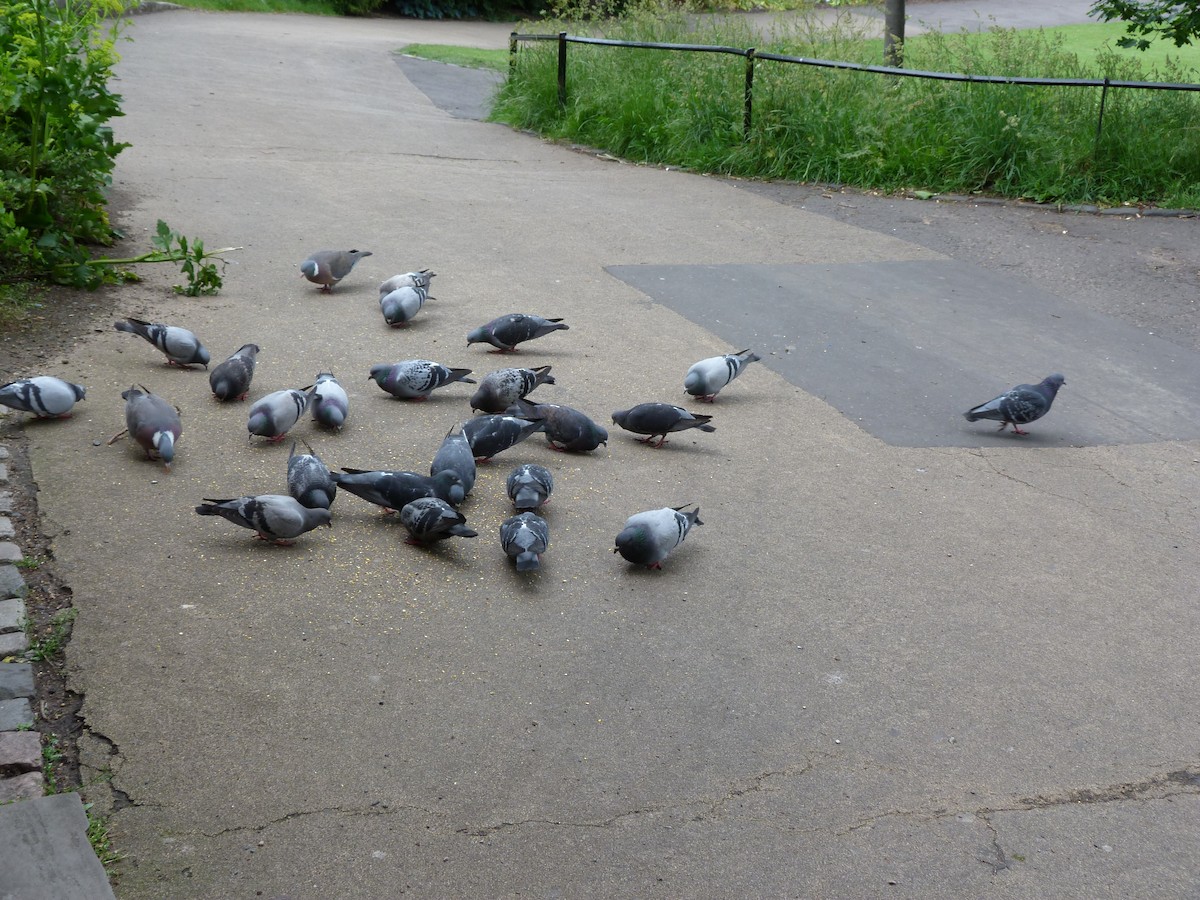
[0,247,1067,571]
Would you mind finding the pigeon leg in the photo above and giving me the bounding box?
[548,442,566,452]
[408,396,430,403]
[268,433,289,443]
[1011,424,1030,436]
[651,435,669,448]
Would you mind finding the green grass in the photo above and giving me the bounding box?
[397,44,510,71]
[168,0,338,13]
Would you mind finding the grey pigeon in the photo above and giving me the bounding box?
[500,512,549,572]
[119,385,182,469]
[332,468,465,513]
[114,317,210,368]
[400,497,477,545]
[506,399,607,452]
[209,343,259,401]
[611,403,715,448]
[195,494,331,545]
[685,349,761,402]
[461,414,546,462]
[369,360,475,401]
[379,269,435,295]
[380,285,429,328]
[0,376,86,418]
[300,249,372,292]
[614,504,702,570]
[964,374,1066,435]
[431,425,477,497]
[287,441,337,510]
[309,372,349,430]
[248,388,310,442]
[470,366,554,414]
[467,314,569,352]
[506,463,554,511]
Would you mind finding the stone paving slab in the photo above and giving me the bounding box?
[0,697,34,731]
[0,567,27,600]
[0,729,41,775]
[0,791,117,899]
[0,596,26,630]
[0,630,30,658]
[0,542,21,563]
[0,661,34,700]
[0,770,44,803]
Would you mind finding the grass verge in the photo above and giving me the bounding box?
[397,43,510,70]
[166,0,338,13]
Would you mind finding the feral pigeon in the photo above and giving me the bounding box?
[0,376,86,418]
[379,269,435,295]
[118,385,182,469]
[287,441,337,510]
[195,494,331,545]
[248,388,310,442]
[614,504,702,569]
[470,366,554,414]
[369,361,475,401]
[461,414,546,462]
[467,314,569,352]
[506,463,554,511]
[611,403,715,448]
[379,284,429,328]
[500,512,549,572]
[300,249,372,292]
[332,468,465,513]
[400,497,477,545]
[309,373,349,430]
[114,317,210,368]
[964,374,1065,435]
[208,343,259,401]
[431,425,477,497]
[507,399,607,452]
[685,349,761,402]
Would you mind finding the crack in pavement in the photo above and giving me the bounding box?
[201,801,440,839]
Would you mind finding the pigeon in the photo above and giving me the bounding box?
[500,512,549,572]
[611,403,715,448]
[379,284,429,328]
[964,374,1066,435]
[208,343,259,401]
[309,373,349,430]
[332,468,465,513]
[114,317,210,368]
[399,497,477,545]
[614,504,702,569]
[379,269,435,295]
[506,399,608,452]
[467,314,569,352]
[470,366,554,414]
[117,385,182,469]
[461,414,546,462]
[300,249,372,292]
[287,441,337,510]
[506,463,554,511]
[685,349,761,402]
[248,388,310,442]
[368,361,475,401]
[0,376,86,418]
[430,425,477,497]
[195,494,331,545]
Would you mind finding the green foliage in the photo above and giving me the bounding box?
[1089,0,1200,50]
[42,734,63,793]
[25,607,77,662]
[84,802,125,876]
[0,0,130,287]
[391,0,541,19]
[494,8,1200,207]
[398,44,510,70]
[150,220,225,296]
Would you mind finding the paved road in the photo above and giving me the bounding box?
[17,7,1200,899]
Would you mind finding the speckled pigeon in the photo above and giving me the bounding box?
[614,504,702,569]
[114,317,210,368]
[209,343,259,402]
[287,441,337,510]
[684,349,761,402]
[309,372,349,430]
[368,361,475,401]
[379,284,429,328]
[467,314,569,352]
[461,414,546,462]
[506,463,554,511]
[506,399,607,452]
[248,388,310,442]
[470,366,554,414]
[400,497,477,545]
[195,494,331,545]
[379,270,435,295]
[118,385,182,469]
[332,468,465,513]
[300,249,372,292]
[0,376,86,418]
[964,374,1065,435]
[500,512,549,572]
[431,425,477,497]
[611,403,715,448]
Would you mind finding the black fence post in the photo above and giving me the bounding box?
[744,48,756,138]
[509,32,517,75]
[558,32,568,110]
[1094,77,1110,157]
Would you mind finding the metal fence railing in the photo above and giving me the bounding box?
[510,31,1200,145]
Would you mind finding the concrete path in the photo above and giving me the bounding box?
[12,6,1200,900]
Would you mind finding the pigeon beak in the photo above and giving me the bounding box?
[611,547,619,554]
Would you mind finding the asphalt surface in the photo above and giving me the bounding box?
[9,6,1200,899]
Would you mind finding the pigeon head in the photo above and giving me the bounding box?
[613,524,654,566]
[312,509,333,529]
[154,430,176,466]
[196,346,211,369]
[591,423,609,447]
[432,470,466,506]
[300,260,319,279]
[1045,373,1066,393]
[466,325,490,346]
[71,383,87,401]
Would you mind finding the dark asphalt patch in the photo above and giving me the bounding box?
[393,54,503,121]
[606,260,1200,447]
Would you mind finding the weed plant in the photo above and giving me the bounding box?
[494,4,1200,207]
